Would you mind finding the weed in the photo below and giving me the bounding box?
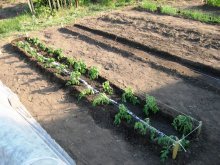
[143,95,159,116]
[92,93,110,106]
[88,66,99,80]
[102,81,113,95]
[122,87,139,105]
[66,71,81,85]
[172,115,193,135]
[74,60,87,74]
[78,88,94,100]
[114,104,132,125]
[134,122,147,135]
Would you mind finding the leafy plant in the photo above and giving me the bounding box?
[102,81,113,95]
[157,135,176,162]
[78,88,94,100]
[160,147,170,162]
[179,136,190,151]
[36,55,45,63]
[114,104,132,125]
[56,64,67,74]
[92,93,110,106]
[122,87,139,105]
[38,42,46,51]
[53,49,64,60]
[172,115,193,135]
[143,95,159,116]
[134,122,147,135]
[66,71,81,85]
[46,47,54,55]
[66,57,76,67]
[74,60,87,74]
[150,129,157,141]
[89,66,99,80]
[44,58,55,68]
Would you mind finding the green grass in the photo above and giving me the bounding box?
[161,5,177,16]
[0,4,118,38]
[141,1,157,12]
[207,0,220,7]
[140,0,220,24]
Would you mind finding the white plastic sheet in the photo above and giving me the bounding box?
[0,81,75,165]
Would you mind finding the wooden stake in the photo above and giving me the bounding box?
[172,141,180,159]
[196,121,202,137]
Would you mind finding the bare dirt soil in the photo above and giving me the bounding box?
[0,6,220,165]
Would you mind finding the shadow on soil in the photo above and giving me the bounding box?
[186,4,220,16]
[0,3,28,20]
[3,43,220,165]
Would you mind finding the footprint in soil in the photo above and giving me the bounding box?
[104,62,119,71]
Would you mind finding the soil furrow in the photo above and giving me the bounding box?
[61,26,220,95]
[74,23,220,79]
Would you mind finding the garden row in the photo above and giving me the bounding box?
[12,37,202,162]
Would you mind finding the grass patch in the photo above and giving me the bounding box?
[207,0,220,7]
[161,5,177,16]
[0,4,120,38]
[141,0,157,12]
[140,0,220,24]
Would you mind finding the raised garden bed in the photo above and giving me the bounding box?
[11,37,202,162]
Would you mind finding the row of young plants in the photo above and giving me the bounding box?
[14,37,199,161]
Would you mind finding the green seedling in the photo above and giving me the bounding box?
[78,88,94,101]
[122,87,139,105]
[143,95,159,116]
[102,81,113,95]
[44,58,55,68]
[89,66,99,80]
[134,122,147,135]
[46,47,54,55]
[53,49,64,60]
[114,104,132,125]
[38,42,46,51]
[66,57,76,67]
[36,55,45,63]
[74,60,87,74]
[172,115,193,135]
[66,71,81,85]
[92,93,110,106]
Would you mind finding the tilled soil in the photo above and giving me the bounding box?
[0,7,220,165]
[77,9,220,72]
